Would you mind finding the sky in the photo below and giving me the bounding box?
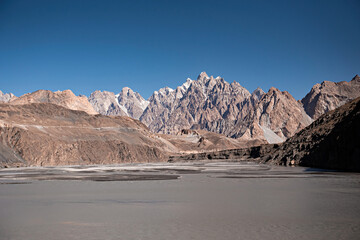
[0,0,359,100]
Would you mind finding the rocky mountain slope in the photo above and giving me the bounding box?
[88,88,149,119]
[0,103,173,167]
[117,87,149,119]
[170,97,360,172]
[301,74,360,119]
[231,87,312,143]
[88,90,127,116]
[140,72,312,143]
[264,96,360,171]
[2,73,358,147]
[140,72,252,134]
[84,73,359,144]
[9,89,97,115]
[0,102,257,167]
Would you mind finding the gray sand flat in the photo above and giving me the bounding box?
[0,162,359,240]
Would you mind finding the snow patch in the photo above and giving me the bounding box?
[259,125,285,144]
[115,94,129,116]
[158,87,174,96]
[138,99,149,111]
[183,78,193,89]
[118,104,129,116]
[202,85,208,100]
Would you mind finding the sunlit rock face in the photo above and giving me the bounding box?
[140,72,312,143]
[88,90,127,116]
[9,89,98,115]
[301,75,360,119]
[141,72,252,135]
[89,88,149,119]
[0,102,172,167]
[87,73,360,144]
[0,90,16,103]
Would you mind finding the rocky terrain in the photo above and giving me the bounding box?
[140,73,359,143]
[140,72,313,143]
[161,129,265,154]
[88,88,149,119]
[170,97,360,172]
[4,73,359,146]
[0,103,173,167]
[0,102,257,167]
[301,74,360,119]
[9,89,97,115]
[1,73,359,169]
[265,96,360,171]
[229,87,312,143]
[88,90,127,116]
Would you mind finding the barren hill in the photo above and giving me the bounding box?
[9,89,97,115]
[0,103,173,167]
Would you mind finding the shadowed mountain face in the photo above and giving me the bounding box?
[265,96,360,171]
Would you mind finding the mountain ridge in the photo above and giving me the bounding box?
[1,73,359,144]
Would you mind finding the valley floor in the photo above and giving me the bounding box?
[0,161,360,240]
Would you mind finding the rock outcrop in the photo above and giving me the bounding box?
[9,89,97,115]
[301,75,360,119]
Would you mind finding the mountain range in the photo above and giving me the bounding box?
[170,96,360,172]
[1,73,359,145]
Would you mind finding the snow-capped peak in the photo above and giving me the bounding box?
[197,72,210,81]
[158,87,174,96]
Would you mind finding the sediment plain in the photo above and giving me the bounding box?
[0,162,359,240]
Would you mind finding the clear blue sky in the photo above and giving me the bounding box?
[1,0,359,100]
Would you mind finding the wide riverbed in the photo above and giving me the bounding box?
[0,161,359,240]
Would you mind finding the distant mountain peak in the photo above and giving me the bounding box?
[302,75,360,119]
[252,87,265,98]
[10,89,97,114]
[0,90,16,103]
[351,74,359,82]
[197,72,209,81]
